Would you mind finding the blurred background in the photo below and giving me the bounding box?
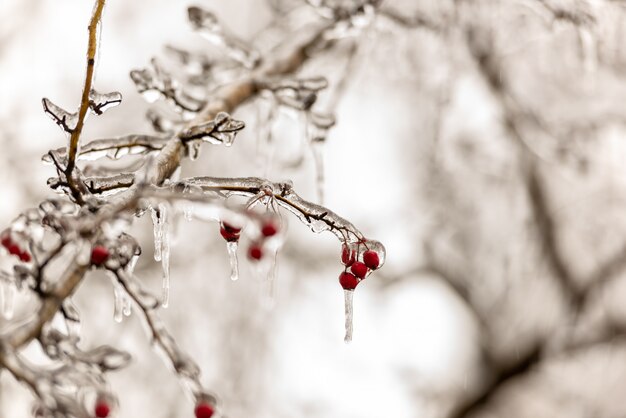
[2,0,626,417]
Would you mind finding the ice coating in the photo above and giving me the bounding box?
[88,89,122,115]
[178,112,245,146]
[42,98,78,134]
[187,6,260,69]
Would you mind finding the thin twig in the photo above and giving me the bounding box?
[65,0,107,204]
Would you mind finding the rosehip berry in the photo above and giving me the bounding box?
[7,244,21,257]
[363,250,380,270]
[341,245,355,266]
[19,251,31,263]
[94,402,110,418]
[350,262,368,279]
[194,403,215,418]
[339,272,359,290]
[248,245,263,261]
[91,246,109,266]
[261,222,278,237]
[219,226,240,242]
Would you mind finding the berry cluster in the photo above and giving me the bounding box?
[338,241,382,290]
[218,219,279,262]
[1,232,31,263]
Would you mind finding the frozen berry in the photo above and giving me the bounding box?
[94,402,110,418]
[350,262,368,279]
[8,244,21,257]
[194,403,215,418]
[219,226,240,242]
[363,250,380,270]
[222,222,241,234]
[1,235,10,248]
[261,222,278,237]
[91,246,109,266]
[19,251,31,263]
[339,272,359,290]
[341,244,355,266]
[248,245,263,261]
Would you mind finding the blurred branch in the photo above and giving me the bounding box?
[442,13,626,418]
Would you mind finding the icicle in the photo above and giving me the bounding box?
[307,112,333,204]
[126,254,139,276]
[113,282,124,323]
[262,250,279,309]
[226,241,239,281]
[310,140,325,204]
[159,203,171,308]
[1,281,15,320]
[122,294,132,317]
[343,290,354,343]
[183,204,194,221]
[151,206,164,262]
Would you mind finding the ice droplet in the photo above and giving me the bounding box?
[344,289,354,343]
[187,140,202,161]
[1,281,16,320]
[226,241,239,281]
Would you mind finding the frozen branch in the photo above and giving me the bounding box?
[65,0,107,203]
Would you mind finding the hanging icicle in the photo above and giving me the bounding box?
[226,241,239,281]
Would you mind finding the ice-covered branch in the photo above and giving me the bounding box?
[112,269,211,403]
[65,0,107,203]
[1,3,389,417]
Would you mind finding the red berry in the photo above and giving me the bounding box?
[248,245,263,261]
[94,402,110,418]
[195,403,215,418]
[363,250,380,270]
[219,226,240,242]
[339,272,359,290]
[194,402,215,418]
[91,246,109,266]
[350,262,368,279]
[261,222,278,237]
[8,244,21,256]
[19,251,31,263]
[341,245,355,266]
[1,235,11,248]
